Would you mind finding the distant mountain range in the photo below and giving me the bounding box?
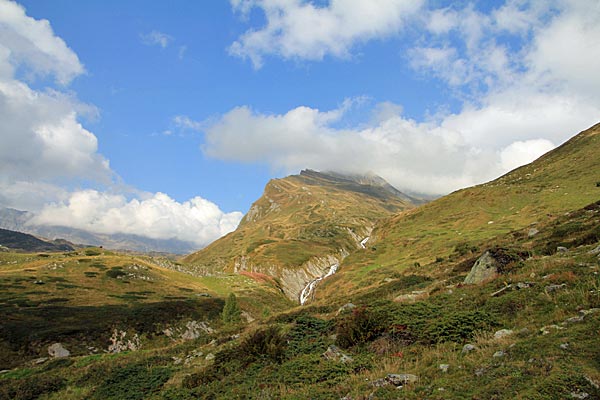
[0,228,75,252]
[0,207,198,254]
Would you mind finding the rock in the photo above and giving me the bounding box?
[557,246,568,253]
[48,343,70,358]
[589,245,600,255]
[490,285,512,297]
[579,308,600,318]
[494,329,514,340]
[545,283,567,292]
[565,315,584,323]
[323,345,353,363]
[515,282,535,290]
[386,373,418,386]
[107,329,140,353]
[570,392,589,399]
[205,353,215,361]
[0,370,9,374]
[493,350,506,358]
[336,303,356,315]
[33,357,49,364]
[462,344,476,354]
[464,251,498,284]
[474,367,486,377]
[540,324,566,335]
[528,228,539,237]
[439,364,450,373]
[560,343,570,350]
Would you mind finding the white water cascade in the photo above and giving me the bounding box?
[299,263,339,305]
[359,236,370,249]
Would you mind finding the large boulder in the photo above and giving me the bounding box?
[48,343,70,358]
[464,251,498,284]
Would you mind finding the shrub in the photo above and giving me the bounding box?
[0,375,66,400]
[105,268,126,279]
[336,306,387,348]
[222,293,241,324]
[237,325,287,364]
[85,249,102,256]
[92,363,172,400]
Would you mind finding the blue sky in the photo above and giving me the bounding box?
[1,0,599,248]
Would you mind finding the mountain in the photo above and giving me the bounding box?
[0,228,76,252]
[1,123,600,399]
[0,207,197,254]
[183,170,416,300]
[318,121,600,299]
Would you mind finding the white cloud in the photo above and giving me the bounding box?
[30,191,243,247]
[173,114,204,131]
[0,2,241,249]
[499,139,555,171]
[0,0,84,84]
[140,30,173,48]
[229,0,424,68]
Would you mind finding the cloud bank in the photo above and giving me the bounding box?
[0,0,241,248]
[30,191,242,247]
[210,0,600,194]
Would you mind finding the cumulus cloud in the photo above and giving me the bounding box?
[203,101,574,195]
[30,191,242,247]
[0,1,241,248]
[208,0,600,195]
[140,30,173,48]
[0,0,84,84]
[229,0,423,68]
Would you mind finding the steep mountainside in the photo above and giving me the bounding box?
[319,122,600,298]
[0,228,75,252]
[183,170,415,300]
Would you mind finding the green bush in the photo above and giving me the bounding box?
[92,363,172,400]
[105,267,126,279]
[222,293,241,324]
[85,249,102,256]
[336,307,387,348]
[0,375,66,400]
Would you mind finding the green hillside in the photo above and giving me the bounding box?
[183,170,415,300]
[0,123,599,399]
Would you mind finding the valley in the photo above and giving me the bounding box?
[0,123,599,399]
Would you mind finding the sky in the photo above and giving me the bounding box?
[0,0,599,248]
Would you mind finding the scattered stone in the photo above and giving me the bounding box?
[439,364,450,373]
[474,367,486,377]
[195,292,211,297]
[48,343,70,358]
[589,245,600,255]
[107,329,140,353]
[491,285,512,297]
[336,303,356,315]
[579,308,600,317]
[493,350,506,358]
[370,378,388,388]
[516,282,535,289]
[570,392,589,399]
[462,344,476,354]
[386,373,418,386]
[323,345,353,363]
[565,315,584,324]
[528,228,539,237]
[34,280,45,285]
[560,343,570,350]
[205,353,215,361]
[0,370,9,374]
[545,283,567,292]
[172,356,183,365]
[33,357,48,365]
[585,376,599,390]
[557,246,568,253]
[540,324,566,335]
[464,251,498,284]
[494,329,514,340]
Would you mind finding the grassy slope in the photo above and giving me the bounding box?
[0,124,599,399]
[321,122,600,297]
[0,248,290,370]
[183,172,413,276]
